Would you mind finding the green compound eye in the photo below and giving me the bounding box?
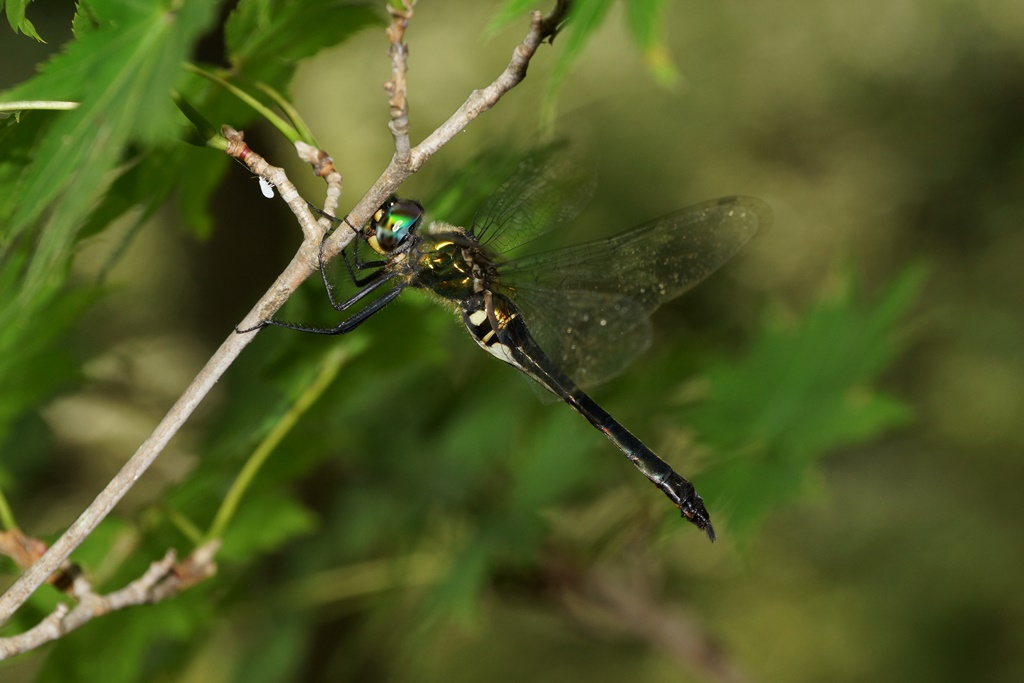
[373,197,424,251]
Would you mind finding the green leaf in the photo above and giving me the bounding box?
[690,265,927,536]
[1,0,219,303]
[2,0,43,41]
[0,108,49,221]
[0,280,94,457]
[624,0,681,88]
[483,0,536,37]
[217,491,319,561]
[233,615,311,683]
[426,541,491,625]
[225,0,381,86]
[0,1,220,521]
[176,146,232,239]
[487,0,683,121]
[71,516,137,585]
[510,409,592,511]
[542,0,616,122]
[78,143,228,244]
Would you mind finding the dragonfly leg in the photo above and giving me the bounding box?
[318,231,389,310]
[335,232,387,288]
[306,202,387,286]
[238,272,405,335]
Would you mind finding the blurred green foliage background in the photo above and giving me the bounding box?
[1,1,1022,682]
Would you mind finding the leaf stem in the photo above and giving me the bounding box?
[185,64,301,143]
[204,341,365,543]
[0,101,79,112]
[0,487,17,531]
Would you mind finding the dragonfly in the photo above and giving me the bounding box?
[243,148,769,541]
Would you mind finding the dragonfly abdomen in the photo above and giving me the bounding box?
[564,390,715,541]
[461,290,716,541]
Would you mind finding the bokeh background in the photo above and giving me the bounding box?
[1,1,1022,681]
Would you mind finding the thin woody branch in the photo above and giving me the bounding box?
[223,126,323,245]
[385,1,414,165]
[0,529,82,594]
[0,543,219,659]
[0,327,244,627]
[295,141,344,231]
[0,131,331,625]
[224,128,357,325]
[322,0,569,264]
[410,4,568,167]
[0,0,568,636]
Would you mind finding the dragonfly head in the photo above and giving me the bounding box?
[369,196,424,253]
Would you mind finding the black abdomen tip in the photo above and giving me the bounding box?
[684,506,716,543]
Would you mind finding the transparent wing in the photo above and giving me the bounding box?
[506,287,652,389]
[497,196,770,386]
[471,141,596,256]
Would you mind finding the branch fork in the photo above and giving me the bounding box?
[0,541,219,659]
[0,0,570,654]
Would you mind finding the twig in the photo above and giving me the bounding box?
[0,330,245,626]
[0,529,48,572]
[408,5,566,167]
[385,1,414,164]
[0,543,219,659]
[295,141,344,231]
[223,127,323,245]
[320,2,569,265]
[0,529,82,594]
[223,127,356,322]
[0,1,569,631]
[0,143,323,627]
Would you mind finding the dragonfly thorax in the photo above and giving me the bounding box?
[409,221,499,301]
